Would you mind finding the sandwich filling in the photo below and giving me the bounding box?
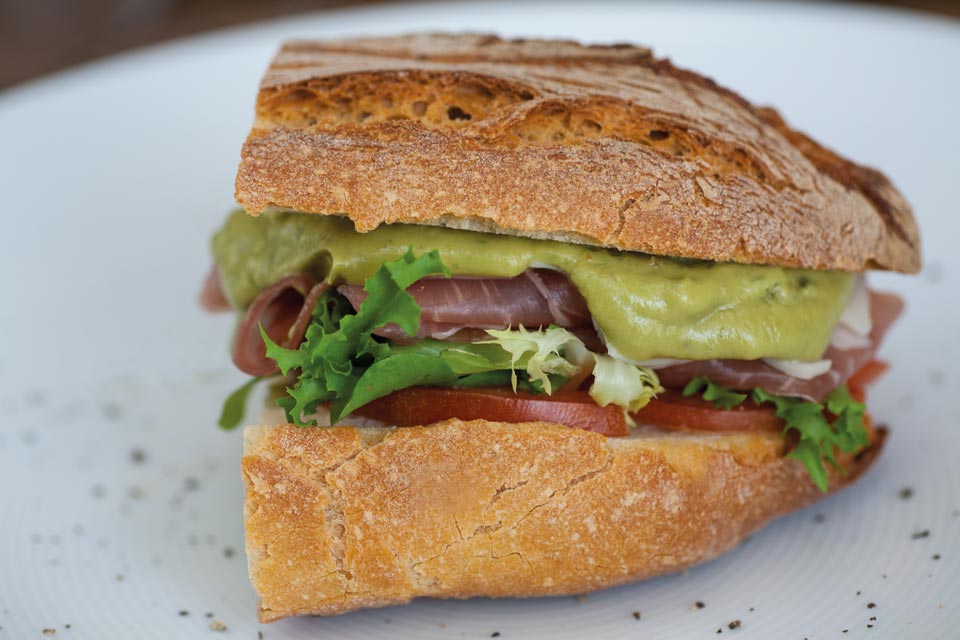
[204,210,901,491]
[212,210,854,362]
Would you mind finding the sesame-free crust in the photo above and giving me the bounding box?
[242,420,884,621]
[235,34,920,273]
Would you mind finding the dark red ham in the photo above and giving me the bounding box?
[199,265,232,312]
[225,267,599,376]
[231,275,329,376]
[338,269,592,339]
[655,292,903,402]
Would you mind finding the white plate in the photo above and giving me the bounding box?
[1,2,958,638]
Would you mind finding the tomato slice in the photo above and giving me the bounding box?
[354,386,781,436]
[353,387,630,436]
[633,389,782,433]
[847,360,889,403]
[352,363,892,437]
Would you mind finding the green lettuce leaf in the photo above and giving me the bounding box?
[218,377,260,430]
[390,339,518,375]
[682,377,870,492]
[259,248,453,425]
[682,376,748,409]
[332,353,458,419]
[389,337,569,394]
[751,386,868,493]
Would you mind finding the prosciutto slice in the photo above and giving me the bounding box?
[231,275,329,376]
[337,269,592,340]
[655,292,903,402]
[199,265,231,312]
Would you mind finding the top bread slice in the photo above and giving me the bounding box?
[235,34,920,273]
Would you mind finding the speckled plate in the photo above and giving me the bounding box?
[1,2,958,638]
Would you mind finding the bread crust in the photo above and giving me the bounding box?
[235,34,920,273]
[242,419,885,621]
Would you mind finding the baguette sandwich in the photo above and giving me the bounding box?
[201,34,920,621]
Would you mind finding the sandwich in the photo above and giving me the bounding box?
[200,34,921,622]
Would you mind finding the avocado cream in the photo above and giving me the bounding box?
[212,210,855,362]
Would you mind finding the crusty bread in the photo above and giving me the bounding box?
[242,419,885,621]
[235,34,920,274]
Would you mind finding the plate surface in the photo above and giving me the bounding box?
[1,2,958,638]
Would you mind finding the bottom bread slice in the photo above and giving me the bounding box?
[242,419,883,621]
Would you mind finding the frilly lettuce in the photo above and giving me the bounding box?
[482,326,581,394]
[590,353,661,415]
[483,326,662,416]
[682,375,870,492]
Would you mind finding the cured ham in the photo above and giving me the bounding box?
[199,265,232,312]
[231,275,329,376]
[337,269,592,339]
[655,292,903,402]
[224,268,595,375]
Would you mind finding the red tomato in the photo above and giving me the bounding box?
[353,387,785,436]
[633,389,782,433]
[847,360,889,403]
[353,387,630,436]
[352,363,893,436]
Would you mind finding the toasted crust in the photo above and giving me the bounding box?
[235,34,920,273]
[242,420,885,621]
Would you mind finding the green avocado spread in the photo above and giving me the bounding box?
[212,210,855,362]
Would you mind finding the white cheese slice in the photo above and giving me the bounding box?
[762,358,834,379]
